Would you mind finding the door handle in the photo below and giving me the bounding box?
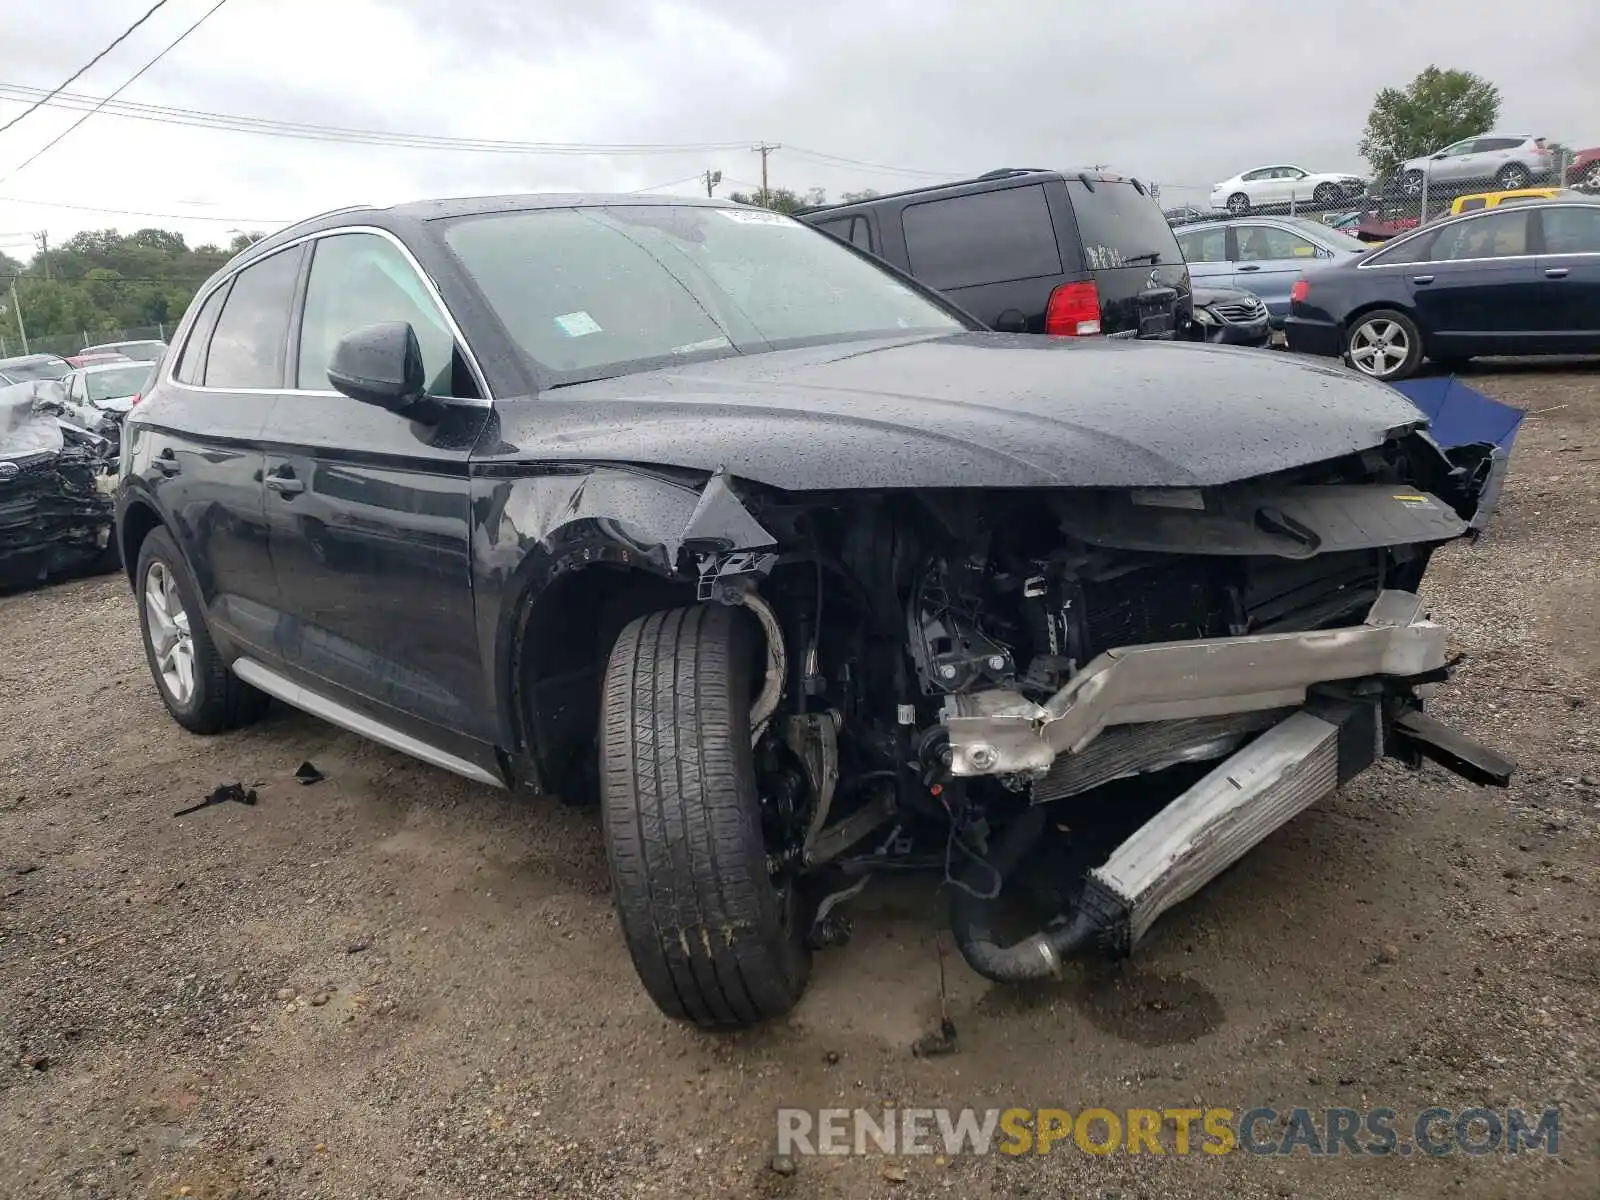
[265,469,305,497]
[1412,274,1435,285]
[151,450,180,475]
[1237,264,1261,272]
[1545,267,1569,279]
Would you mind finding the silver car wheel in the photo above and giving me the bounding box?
[144,560,196,705]
[1348,318,1409,379]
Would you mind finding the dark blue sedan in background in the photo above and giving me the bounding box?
[1285,197,1600,380]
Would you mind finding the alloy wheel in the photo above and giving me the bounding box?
[144,560,196,705]
[1348,319,1409,379]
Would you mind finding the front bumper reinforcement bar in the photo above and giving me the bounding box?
[943,589,1448,777]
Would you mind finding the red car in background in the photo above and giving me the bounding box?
[1566,147,1600,192]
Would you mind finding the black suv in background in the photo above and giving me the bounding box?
[799,169,1192,338]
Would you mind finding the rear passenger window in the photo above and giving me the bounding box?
[1177,227,1227,262]
[1540,206,1600,255]
[203,248,301,389]
[1430,210,1529,261]
[172,282,230,385]
[902,185,1061,290]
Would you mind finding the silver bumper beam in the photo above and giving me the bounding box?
[1087,709,1342,948]
[944,589,1446,777]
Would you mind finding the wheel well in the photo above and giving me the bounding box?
[119,500,163,587]
[514,564,697,801]
[1340,300,1419,344]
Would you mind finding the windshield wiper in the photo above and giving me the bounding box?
[1121,251,1163,265]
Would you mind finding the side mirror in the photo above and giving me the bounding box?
[1431,152,1448,160]
[327,321,425,410]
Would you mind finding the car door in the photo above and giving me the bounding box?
[1175,225,1231,288]
[1428,138,1481,185]
[1533,204,1600,350]
[1280,168,1311,206]
[61,371,90,427]
[1231,223,1325,318]
[1407,208,1541,353]
[140,246,300,653]
[261,227,496,747]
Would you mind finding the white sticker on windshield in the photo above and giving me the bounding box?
[718,208,794,226]
[554,311,602,338]
[671,336,733,355]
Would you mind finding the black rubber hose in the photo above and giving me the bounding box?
[948,807,1103,983]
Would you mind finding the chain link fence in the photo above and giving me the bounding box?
[0,323,169,361]
[1155,140,1598,241]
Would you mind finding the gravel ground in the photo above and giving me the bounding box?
[2,362,1597,1200]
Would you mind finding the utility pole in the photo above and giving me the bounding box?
[8,280,28,354]
[33,231,49,280]
[702,169,722,198]
[750,142,781,205]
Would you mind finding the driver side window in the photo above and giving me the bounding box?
[296,232,471,397]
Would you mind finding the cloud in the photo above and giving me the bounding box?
[0,0,1593,249]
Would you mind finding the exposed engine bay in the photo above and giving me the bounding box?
[682,430,1513,983]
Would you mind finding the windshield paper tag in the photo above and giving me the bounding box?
[553,311,602,338]
[718,209,794,226]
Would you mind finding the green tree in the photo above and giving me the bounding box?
[0,228,235,348]
[728,187,826,214]
[1359,66,1501,177]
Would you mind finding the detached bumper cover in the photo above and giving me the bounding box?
[944,589,1446,777]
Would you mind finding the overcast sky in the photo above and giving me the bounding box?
[1,0,1595,256]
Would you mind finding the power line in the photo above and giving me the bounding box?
[627,174,705,194]
[0,0,173,137]
[1,0,235,185]
[0,193,286,223]
[0,81,754,156]
[784,145,957,179]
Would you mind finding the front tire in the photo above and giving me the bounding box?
[1345,309,1423,381]
[135,527,267,734]
[599,604,809,1027]
[1313,182,1337,208]
[1227,192,1250,215]
[1496,163,1531,190]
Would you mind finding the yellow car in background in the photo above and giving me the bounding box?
[1450,187,1562,214]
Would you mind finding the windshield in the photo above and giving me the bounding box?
[86,365,151,403]
[0,357,70,383]
[1065,180,1184,270]
[1282,217,1368,253]
[441,205,964,386]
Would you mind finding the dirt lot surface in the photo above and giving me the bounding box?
[3,363,1598,1200]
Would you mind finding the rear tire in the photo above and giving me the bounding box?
[1344,309,1423,382]
[599,604,809,1028]
[135,527,268,734]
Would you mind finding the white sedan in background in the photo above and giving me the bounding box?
[1211,165,1366,215]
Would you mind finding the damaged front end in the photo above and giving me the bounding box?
[0,382,118,590]
[682,426,1511,984]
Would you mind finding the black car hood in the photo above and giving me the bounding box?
[499,332,1426,490]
